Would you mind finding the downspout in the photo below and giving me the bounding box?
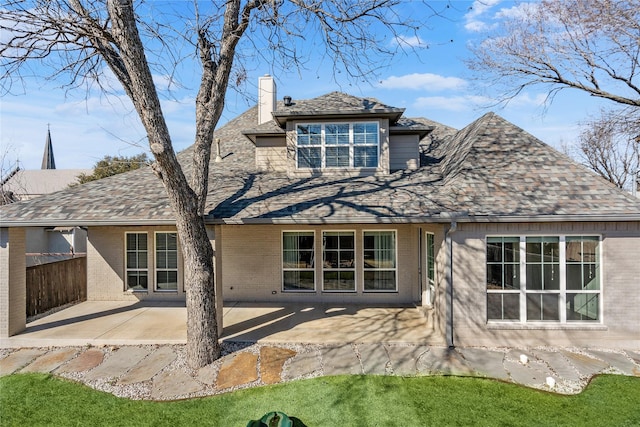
[418,227,423,305]
[445,220,457,349]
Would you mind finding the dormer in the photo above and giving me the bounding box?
[243,76,434,175]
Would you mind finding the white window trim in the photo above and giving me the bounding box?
[154,231,180,293]
[124,232,148,293]
[282,230,317,292]
[486,234,603,326]
[295,122,380,170]
[362,229,398,293]
[321,230,357,293]
[425,232,436,305]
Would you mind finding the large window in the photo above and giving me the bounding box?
[486,237,520,320]
[283,231,315,291]
[363,231,396,291]
[156,232,178,291]
[296,122,379,169]
[565,236,600,321]
[323,231,355,291]
[486,236,601,323]
[125,233,148,291]
[526,237,560,321]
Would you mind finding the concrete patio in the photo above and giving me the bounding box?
[0,300,444,348]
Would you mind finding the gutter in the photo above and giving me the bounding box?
[0,219,178,228]
[3,212,640,228]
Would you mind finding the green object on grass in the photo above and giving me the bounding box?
[246,411,292,427]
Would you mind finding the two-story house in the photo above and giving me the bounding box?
[2,76,640,348]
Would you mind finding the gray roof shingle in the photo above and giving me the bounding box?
[1,93,639,226]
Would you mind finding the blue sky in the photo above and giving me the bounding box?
[0,0,608,171]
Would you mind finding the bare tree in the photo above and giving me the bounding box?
[576,108,640,190]
[466,0,640,191]
[467,0,640,107]
[0,0,440,368]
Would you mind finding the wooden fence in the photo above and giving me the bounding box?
[26,256,87,317]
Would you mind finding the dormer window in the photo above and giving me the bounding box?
[296,122,379,169]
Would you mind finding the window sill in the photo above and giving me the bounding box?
[282,289,316,293]
[322,290,357,293]
[363,290,398,293]
[487,322,607,331]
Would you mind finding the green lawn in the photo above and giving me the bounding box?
[1,373,639,426]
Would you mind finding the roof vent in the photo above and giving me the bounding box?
[283,95,293,106]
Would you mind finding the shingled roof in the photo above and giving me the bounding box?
[1,92,639,227]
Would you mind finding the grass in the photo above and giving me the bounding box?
[1,374,639,426]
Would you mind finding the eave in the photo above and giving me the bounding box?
[272,108,405,126]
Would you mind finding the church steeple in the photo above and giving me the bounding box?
[41,125,56,170]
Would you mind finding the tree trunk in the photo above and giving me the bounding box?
[175,207,220,366]
[106,0,220,368]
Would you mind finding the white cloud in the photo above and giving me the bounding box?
[507,92,548,108]
[464,0,502,32]
[379,73,467,92]
[495,2,540,20]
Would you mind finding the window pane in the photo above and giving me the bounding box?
[127,233,137,249]
[297,124,321,145]
[526,294,559,321]
[363,231,396,291]
[426,233,435,283]
[284,271,314,291]
[326,147,349,167]
[566,237,600,292]
[283,232,315,291]
[297,147,321,168]
[167,251,178,269]
[166,233,177,250]
[566,293,599,321]
[504,264,520,290]
[487,293,519,320]
[487,264,503,289]
[324,234,338,249]
[157,234,167,250]
[340,234,354,249]
[543,240,559,262]
[324,251,338,269]
[127,252,137,269]
[526,265,542,290]
[543,265,560,290]
[157,271,178,291]
[323,271,355,291]
[526,241,542,262]
[584,265,599,290]
[127,271,148,290]
[126,233,147,291]
[353,123,378,144]
[364,271,396,291]
[322,231,355,291]
[566,264,583,290]
[504,240,519,263]
[325,124,349,145]
[156,252,167,269]
[339,251,354,267]
[487,241,503,263]
[354,146,378,168]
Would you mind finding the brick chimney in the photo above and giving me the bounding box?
[258,75,276,125]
